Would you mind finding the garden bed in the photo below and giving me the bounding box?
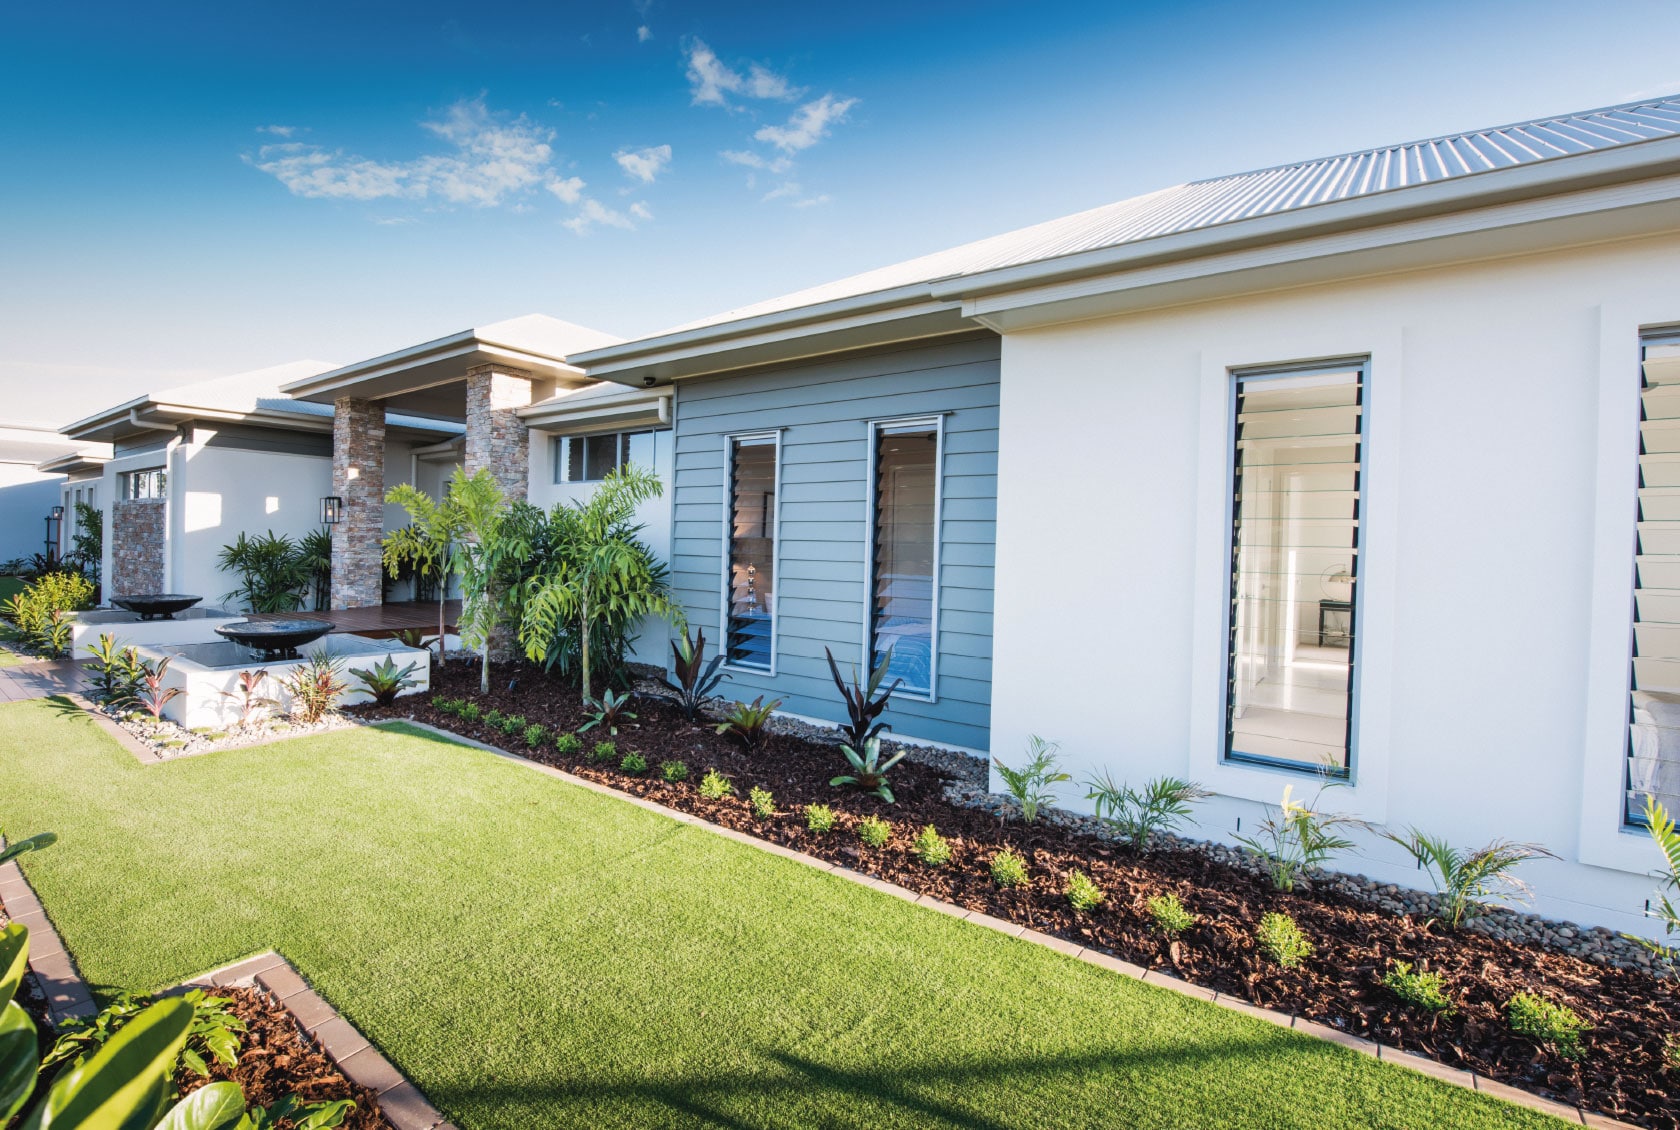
[357,659,1680,1129]
[100,704,358,760]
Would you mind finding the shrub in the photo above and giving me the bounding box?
[1635,795,1680,963]
[1256,912,1313,968]
[1381,828,1556,929]
[581,688,637,736]
[716,696,780,751]
[669,626,727,721]
[1086,773,1211,852]
[458,701,483,722]
[1507,991,1589,1058]
[216,530,315,612]
[280,651,348,725]
[484,709,506,728]
[660,759,689,782]
[1235,778,1364,892]
[910,824,951,866]
[1381,961,1453,1014]
[749,786,775,818]
[430,695,459,715]
[348,655,422,707]
[825,645,901,747]
[1066,870,1104,912]
[589,740,617,764]
[3,570,94,656]
[699,768,734,799]
[857,814,892,848]
[555,732,582,755]
[86,633,144,705]
[990,848,1029,888]
[830,735,908,803]
[620,751,647,775]
[498,713,527,736]
[993,736,1070,824]
[523,723,548,748]
[1147,892,1196,935]
[805,804,836,833]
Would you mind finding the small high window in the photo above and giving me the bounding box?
[552,431,656,484]
[123,469,166,500]
[724,434,778,671]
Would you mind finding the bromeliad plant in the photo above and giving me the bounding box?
[1085,773,1211,853]
[992,736,1070,824]
[1235,779,1365,892]
[831,735,909,803]
[1380,827,1556,930]
[581,689,637,736]
[716,696,780,752]
[668,625,727,721]
[348,656,423,707]
[280,652,348,724]
[825,645,901,747]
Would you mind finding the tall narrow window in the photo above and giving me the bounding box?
[725,435,777,670]
[870,420,940,696]
[1225,363,1365,775]
[1628,332,1680,824]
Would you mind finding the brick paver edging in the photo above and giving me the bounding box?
[0,858,96,1025]
[388,718,1638,1130]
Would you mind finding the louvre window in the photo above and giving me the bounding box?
[553,430,656,484]
[123,469,166,500]
[1627,332,1680,824]
[1225,363,1365,775]
[870,420,940,696]
[725,434,777,670]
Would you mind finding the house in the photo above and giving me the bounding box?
[60,362,463,608]
[562,94,1680,936]
[0,425,106,565]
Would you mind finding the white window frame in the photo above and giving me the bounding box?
[719,430,782,676]
[861,414,945,703]
[552,430,655,484]
[123,467,167,500]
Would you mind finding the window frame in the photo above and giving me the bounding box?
[122,468,166,501]
[718,429,782,676]
[1220,357,1369,780]
[552,430,656,484]
[861,414,945,703]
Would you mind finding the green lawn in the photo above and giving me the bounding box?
[0,699,1561,1129]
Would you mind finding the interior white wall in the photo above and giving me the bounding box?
[991,232,1680,937]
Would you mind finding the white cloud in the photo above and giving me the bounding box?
[562,197,638,235]
[614,143,671,183]
[755,94,857,153]
[637,24,652,42]
[257,125,296,137]
[720,149,791,174]
[250,97,557,208]
[684,39,800,107]
[762,181,830,208]
[546,175,586,204]
[629,201,652,220]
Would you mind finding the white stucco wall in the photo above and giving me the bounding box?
[0,464,60,564]
[990,231,1680,936]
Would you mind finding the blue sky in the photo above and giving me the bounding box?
[5,0,1680,426]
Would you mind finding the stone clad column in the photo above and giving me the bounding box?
[464,365,535,502]
[332,397,385,609]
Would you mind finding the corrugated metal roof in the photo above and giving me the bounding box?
[668,94,1680,334]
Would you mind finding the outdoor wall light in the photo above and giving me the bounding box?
[320,496,343,525]
[49,505,64,520]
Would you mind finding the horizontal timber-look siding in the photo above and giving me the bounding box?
[671,333,1000,751]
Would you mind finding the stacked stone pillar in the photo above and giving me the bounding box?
[464,365,535,502]
[331,397,385,609]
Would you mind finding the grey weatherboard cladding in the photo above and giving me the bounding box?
[670,334,1000,751]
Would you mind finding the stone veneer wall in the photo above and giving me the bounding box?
[331,397,385,609]
[110,499,165,597]
[464,365,534,501]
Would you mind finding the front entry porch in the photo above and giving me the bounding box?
[248,599,460,640]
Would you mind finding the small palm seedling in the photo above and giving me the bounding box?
[134,655,183,722]
[831,735,909,803]
[661,759,689,782]
[993,736,1071,824]
[1381,827,1556,930]
[555,732,582,755]
[912,824,952,866]
[1507,991,1589,1058]
[1381,961,1453,1014]
[85,632,144,705]
[581,688,637,736]
[699,768,735,799]
[825,645,902,747]
[1634,795,1680,962]
[716,696,780,751]
[349,655,423,707]
[805,803,836,833]
[620,751,648,775]
[749,786,775,818]
[1235,778,1364,892]
[857,814,892,848]
[218,669,279,728]
[990,847,1029,888]
[1066,870,1104,912]
[1147,892,1196,936]
[1086,773,1211,853]
[280,651,349,724]
[669,625,727,721]
[1256,912,1313,968]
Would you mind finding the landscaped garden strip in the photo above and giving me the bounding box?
[0,696,1563,1130]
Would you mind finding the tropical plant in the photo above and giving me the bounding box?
[1634,795,1680,962]
[44,987,246,1082]
[1380,828,1556,930]
[1382,961,1454,1014]
[1066,870,1104,912]
[805,803,835,833]
[279,652,347,724]
[1234,779,1364,892]
[580,688,637,736]
[620,751,647,775]
[716,696,779,751]
[217,670,279,728]
[1506,991,1589,1058]
[384,482,468,655]
[348,656,422,707]
[86,632,145,705]
[3,570,94,656]
[668,625,727,720]
[1086,773,1211,853]
[830,735,908,802]
[993,736,1070,824]
[824,645,901,747]
[660,759,689,782]
[1147,892,1196,936]
[299,528,333,612]
[699,768,734,800]
[748,786,775,818]
[447,469,534,695]
[135,656,183,722]
[912,824,952,866]
[67,501,102,589]
[388,627,440,652]
[0,828,55,867]
[856,814,892,848]
[237,1094,356,1129]
[990,848,1028,888]
[216,531,315,612]
[1256,912,1313,968]
[518,466,678,702]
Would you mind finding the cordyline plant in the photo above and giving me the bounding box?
[668,625,727,721]
[280,652,348,724]
[134,656,183,722]
[218,670,279,728]
[825,646,901,748]
[85,632,145,706]
[1380,827,1556,930]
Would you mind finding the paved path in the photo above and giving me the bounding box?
[0,658,88,703]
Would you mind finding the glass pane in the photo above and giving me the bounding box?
[1226,367,1363,774]
[553,437,567,484]
[566,437,584,483]
[872,424,938,695]
[726,438,776,669]
[625,430,655,471]
[582,434,619,481]
[1629,333,1680,824]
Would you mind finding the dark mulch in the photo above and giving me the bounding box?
[358,659,1680,1129]
[178,986,392,1129]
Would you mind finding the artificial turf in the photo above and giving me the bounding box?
[0,699,1564,1129]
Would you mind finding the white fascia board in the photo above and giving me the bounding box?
[61,394,155,440]
[283,334,587,403]
[280,330,481,397]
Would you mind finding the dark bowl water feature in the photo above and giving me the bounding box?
[215,619,335,661]
[112,594,203,621]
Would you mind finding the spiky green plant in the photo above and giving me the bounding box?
[992,736,1070,824]
[1381,828,1555,929]
[830,735,908,803]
